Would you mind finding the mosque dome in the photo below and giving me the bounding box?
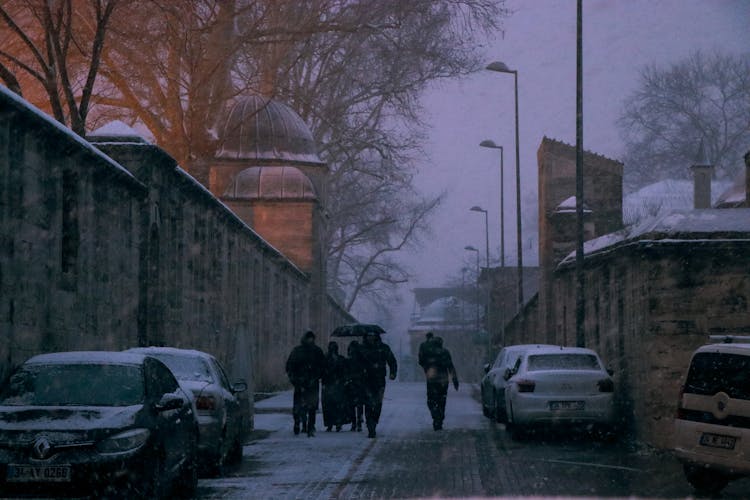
[215,95,323,164]
[223,166,317,201]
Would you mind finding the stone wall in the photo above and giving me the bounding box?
[553,241,750,448]
[0,88,355,403]
[0,93,145,383]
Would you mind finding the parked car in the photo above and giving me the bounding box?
[673,335,750,495]
[126,347,248,473]
[480,344,554,422]
[0,351,197,498]
[504,346,615,438]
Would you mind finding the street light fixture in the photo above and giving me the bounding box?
[469,206,492,356]
[486,61,524,313]
[464,245,481,333]
[479,140,505,268]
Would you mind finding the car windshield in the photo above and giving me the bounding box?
[527,354,601,371]
[147,354,214,383]
[0,364,144,406]
[684,352,750,401]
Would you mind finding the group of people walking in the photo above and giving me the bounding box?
[285,330,397,438]
[285,329,458,438]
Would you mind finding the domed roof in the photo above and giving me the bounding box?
[215,95,323,164]
[223,166,317,201]
[415,297,473,325]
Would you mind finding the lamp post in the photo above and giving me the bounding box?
[486,61,524,313]
[464,245,480,333]
[479,140,505,267]
[469,206,491,356]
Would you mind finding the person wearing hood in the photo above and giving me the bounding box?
[358,331,397,438]
[344,340,366,432]
[285,331,326,436]
[322,341,348,432]
[421,336,459,431]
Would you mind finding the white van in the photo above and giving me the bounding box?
[673,335,750,495]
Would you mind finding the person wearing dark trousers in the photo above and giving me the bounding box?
[358,331,397,438]
[285,331,326,437]
[422,336,459,430]
[344,340,365,432]
[322,341,348,432]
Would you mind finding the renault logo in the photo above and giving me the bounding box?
[718,400,726,412]
[32,437,52,459]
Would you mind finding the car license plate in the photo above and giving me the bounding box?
[699,433,736,450]
[6,464,71,482]
[549,401,585,411]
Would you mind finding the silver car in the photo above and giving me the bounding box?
[504,346,615,438]
[480,344,554,423]
[126,347,247,473]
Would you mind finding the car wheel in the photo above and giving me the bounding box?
[683,465,729,495]
[174,436,198,498]
[225,435,243,465]
[137,449,167,499]
[494,391,507,424]
[482,403,491,418]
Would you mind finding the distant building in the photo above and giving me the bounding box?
[406,288,485,382]
[500,136,750,448]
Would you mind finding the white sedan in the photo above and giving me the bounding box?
[504,346,616,438]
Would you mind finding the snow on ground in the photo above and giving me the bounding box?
[198,382,482,499]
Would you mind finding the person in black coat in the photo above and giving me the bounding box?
[417,331,435,372]
[344,340,365,432]
[285,331,326,437]
[358,331,397,438]
[322,341,348,432]
[421,336,459,430]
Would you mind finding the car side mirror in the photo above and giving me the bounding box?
[232,380,248,393]
[155,393,184,412]
[503,368,512,381]
[607,368,614,377]
[483,363,490,374]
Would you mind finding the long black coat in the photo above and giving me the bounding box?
[358,339,397,389]
[322,352,348,427]
[285,343,326,410]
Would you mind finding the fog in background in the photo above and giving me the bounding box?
[381,0,749,351]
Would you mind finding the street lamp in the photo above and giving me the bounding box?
[469,206,489,270]
[469,206,492,356]
[464,245,480,333]
[479,140,505,267]
[486,61,524,313]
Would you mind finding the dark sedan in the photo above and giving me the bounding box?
[126,347,248,474]
[0,351,198,498]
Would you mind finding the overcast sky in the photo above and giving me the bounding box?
[376,0,749,342]
[403,0,749,289]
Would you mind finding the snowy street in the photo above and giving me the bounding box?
[197,382,749,499]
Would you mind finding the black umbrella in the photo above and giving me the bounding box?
[331,323,386,337]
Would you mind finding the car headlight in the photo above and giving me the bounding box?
[97,428,150,454]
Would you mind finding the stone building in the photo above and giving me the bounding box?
[499,136,750,447]
[0,86,354,399]
[407,287,486,382]
[537,137,624,343]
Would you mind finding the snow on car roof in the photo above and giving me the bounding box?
[523,346,600,356]
[25,351,148,366]
[125,346,216,360]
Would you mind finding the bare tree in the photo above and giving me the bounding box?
[262,0,505,311]
[1,0,507,312]
[0,0,120,135]
[619,51,750,190]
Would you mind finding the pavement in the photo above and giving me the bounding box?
[196,382,750,499]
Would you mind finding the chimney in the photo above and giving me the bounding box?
[690,140,714,209]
